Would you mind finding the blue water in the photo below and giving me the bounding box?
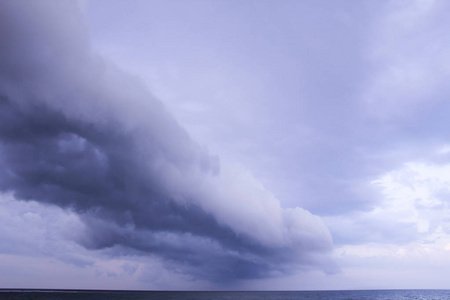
[1,289,449,299]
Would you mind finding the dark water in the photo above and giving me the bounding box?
[1,289,449,300]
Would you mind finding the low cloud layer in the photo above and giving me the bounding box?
[0,0,334,284]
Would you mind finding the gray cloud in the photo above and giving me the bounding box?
[0,0,334,284]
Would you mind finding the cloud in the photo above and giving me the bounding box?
[322,148,450,289]
[0,192,87,264]
[326,146,450,252]
[0,0,334,284]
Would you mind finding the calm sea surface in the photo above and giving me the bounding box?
[1,289,449,300]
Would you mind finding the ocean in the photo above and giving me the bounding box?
[0,289,449,300]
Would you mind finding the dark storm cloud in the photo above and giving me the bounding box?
[0,79,271,282]
[0,0,334,283]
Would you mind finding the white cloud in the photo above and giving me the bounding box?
[324,150,450,288]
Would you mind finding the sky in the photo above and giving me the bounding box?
[1,0,450,291]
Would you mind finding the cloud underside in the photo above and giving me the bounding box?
[0,0,333,283]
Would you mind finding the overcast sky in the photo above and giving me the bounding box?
[1,0,450,291]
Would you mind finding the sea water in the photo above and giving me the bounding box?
[1,289,449,299]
